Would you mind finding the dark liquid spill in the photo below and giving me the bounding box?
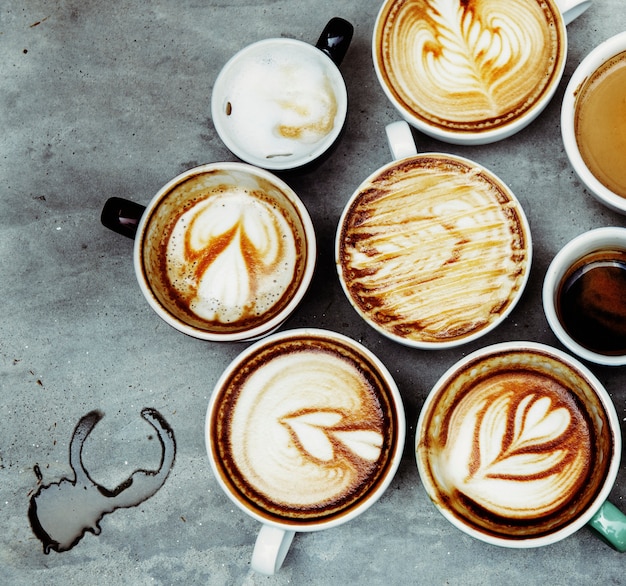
[558,258,626,355]
[28,408,176,554]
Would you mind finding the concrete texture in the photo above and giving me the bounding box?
[1,1,625,584]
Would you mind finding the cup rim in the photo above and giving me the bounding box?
[133,162,317,342]
[561,31,626,214]
[542,226,626,366]
[415,340,622,548]
[372,0,568,146]
[335,152,533,349]
[204,327,407,532]
[211,37,348,170]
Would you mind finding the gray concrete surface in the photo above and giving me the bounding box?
[1,1,625,584]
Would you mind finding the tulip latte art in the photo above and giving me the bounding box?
[417,348,614,540]
[375,0,565,133]
[141,168,308,334]
[337,155,529,345]
[210,335,399,523]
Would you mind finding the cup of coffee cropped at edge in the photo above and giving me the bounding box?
[211,18,353,172]
[416,341,626,551]
[335,120,532,349]
[372,0,592,145]
[205,328,406,574]
[100,162,316,342]
[561,31,626,214]
[543,227,626,366]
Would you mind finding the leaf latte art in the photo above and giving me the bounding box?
[375,0,564,131]
[211,337,397,522]
[432,374,590,520]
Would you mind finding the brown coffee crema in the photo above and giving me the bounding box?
[338,155,529,344]
[210,336,399,524]
[141,169,308,334]
[417,349,613,539]
[375,0,565,133]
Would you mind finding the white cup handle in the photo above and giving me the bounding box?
[250,525,296,575]
[555,0,592,25]
[386,120,418,161]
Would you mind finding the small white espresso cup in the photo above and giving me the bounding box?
[561,31,626,214]
[372,0,591,145]
[416,341,626,551]
[205,328,406,574]
[101,162,316,342]
[211,18,353,171]
[543,226,626,366]
[335,121,532,349]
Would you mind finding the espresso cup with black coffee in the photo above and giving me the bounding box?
[543,227,626,366]
[373,0,591,145]
[335,121,532,349]
[211,18,353,171]
[561,31,626,214]
[416,341,626,551]
[100,163,316,342]
[205,328,406,574]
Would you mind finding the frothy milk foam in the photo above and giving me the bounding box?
[215,41,342,164]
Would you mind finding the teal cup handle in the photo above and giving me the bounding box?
[589,501,626,552]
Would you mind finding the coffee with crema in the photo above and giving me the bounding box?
[209,332,400,524]
[417,346,614,541]
[337,154,530,346]
[574,51,626,198]
[374,0,565,135]
[140,166,310,336]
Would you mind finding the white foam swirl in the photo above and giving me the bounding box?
[165,188,297,324]
[378,0,562,129]
[228,349,385,509]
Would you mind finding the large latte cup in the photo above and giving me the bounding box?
[205,328,406,574]
[373,0,591,145]
[561,31,626,214]
[416,342,626,551]
[100,163,316,342]
[336,121,531,349]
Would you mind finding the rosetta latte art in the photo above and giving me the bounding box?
[429,373,591,522]
[165,189,297,325]
[378,0,562,129]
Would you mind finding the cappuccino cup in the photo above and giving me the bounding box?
[101,162,316,342]
[205,328,406,574]
[373,0,591,145]
[336,121,532,349]
[211,18,353,171]
[543,227,626,366]
[561,31,626,214]
[416,341,626,551]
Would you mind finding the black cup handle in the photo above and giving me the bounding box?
[315,17,354,67]
[101,197,146,240]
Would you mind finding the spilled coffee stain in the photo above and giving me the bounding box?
[28,408,176,554]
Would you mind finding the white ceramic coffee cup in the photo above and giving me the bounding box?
[543,226,626,366]
[416,341,626,551]
[373,0,591,145]
[101,162,316,342]
[335,121,532,349]
[561,31,626,214]
[205,328,406,574]
[211,18,353,171]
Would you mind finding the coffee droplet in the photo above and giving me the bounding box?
[557,250,626,355]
